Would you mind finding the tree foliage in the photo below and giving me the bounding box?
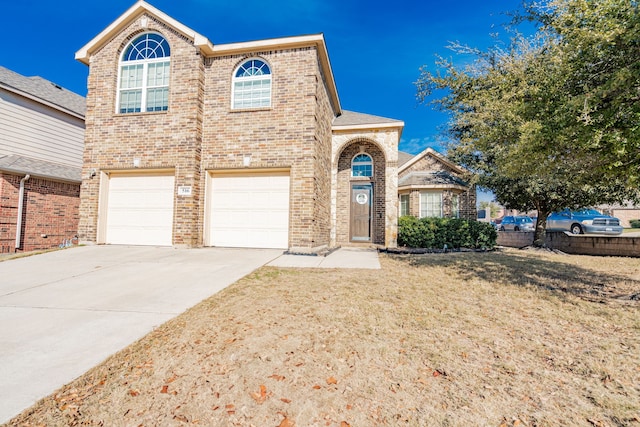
[415,0,639,245]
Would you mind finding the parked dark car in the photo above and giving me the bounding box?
[499,215,535,232]
[547,209,623,235]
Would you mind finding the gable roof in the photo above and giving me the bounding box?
[333,110,404,131]
[75,0,214,63]
[398,147,466,175]
[0,66,85,118]
[398,171,468,189]
[398,151,414,167]
[75,1,341,114]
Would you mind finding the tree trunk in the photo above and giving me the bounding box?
[533,209,550,247]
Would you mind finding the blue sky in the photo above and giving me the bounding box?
[0,0,522,159]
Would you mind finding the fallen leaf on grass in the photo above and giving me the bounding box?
[326,376,337,385]
[269,374,286,381]
[160,385,169,394]
[340,422,351,427]
[312,385,322,389]
[128,389,139,397]
[280,398,291,403]
[278,416,295,427]
[251,384,268,404]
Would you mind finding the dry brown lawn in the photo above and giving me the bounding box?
[7,248,640,427]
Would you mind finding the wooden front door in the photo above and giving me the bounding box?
[350,183,372,242]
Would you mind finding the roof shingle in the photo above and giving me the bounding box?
[0,66,85,117]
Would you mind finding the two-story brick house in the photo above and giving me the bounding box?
[75,1,406,252]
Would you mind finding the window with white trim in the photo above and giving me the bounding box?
[232,59,272,109]
[420,191,443,218]
[351,153,373,177]
[118,33,170,114]
[452,194,460,218]
[400,194,410,216]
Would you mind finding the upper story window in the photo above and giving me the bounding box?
[118,33,170,114]
[351,153,373,177]
[232,58,272,109]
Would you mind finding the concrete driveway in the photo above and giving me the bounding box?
[0,245,282,424]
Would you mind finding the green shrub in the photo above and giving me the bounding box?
[630,219,640,228]
[398,216,497,249]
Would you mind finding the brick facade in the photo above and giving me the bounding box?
[78,9,340,250]
[0,173,80,253]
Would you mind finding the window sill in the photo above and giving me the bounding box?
[115,111,169,117]
[229,107,272,113]
[350,176,373,181]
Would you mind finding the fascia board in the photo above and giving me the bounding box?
[332,122,405,132]
[75,1,214,64]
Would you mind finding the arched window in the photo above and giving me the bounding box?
[351,153,373,177]
[118,33,171,113]
[232,58,272,109]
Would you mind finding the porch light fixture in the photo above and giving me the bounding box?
[243,155,251,167]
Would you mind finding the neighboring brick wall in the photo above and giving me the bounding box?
[0,173,79,253]
[497,231,640,258]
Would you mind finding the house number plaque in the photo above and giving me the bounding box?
[356,193,368,204]
[177,186,192,196]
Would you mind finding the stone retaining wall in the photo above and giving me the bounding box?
[497,231,640,257]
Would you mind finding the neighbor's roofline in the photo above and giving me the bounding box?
[0,81,85,120]
[74,1,341,114]
[398,147,466,174]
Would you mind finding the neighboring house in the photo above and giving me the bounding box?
[75,1,404,251]
[397,148,476,220]
[0,66,85,253]
[598,204,640,228]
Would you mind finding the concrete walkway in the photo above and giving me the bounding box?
[268,247,381,269]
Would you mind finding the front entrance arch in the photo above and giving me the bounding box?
[336,140,386,245]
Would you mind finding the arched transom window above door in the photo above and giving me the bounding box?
[351,153,373,177]
[118,32,171,114]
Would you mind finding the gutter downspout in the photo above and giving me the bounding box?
[15,174,30,251]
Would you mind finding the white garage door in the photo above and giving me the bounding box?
[105,173,175,246]
[208,172,290,249]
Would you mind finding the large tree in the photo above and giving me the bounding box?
[416,0,639,245]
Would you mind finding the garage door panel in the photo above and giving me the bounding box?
[105,174,174,246]
[208,173,289,249]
